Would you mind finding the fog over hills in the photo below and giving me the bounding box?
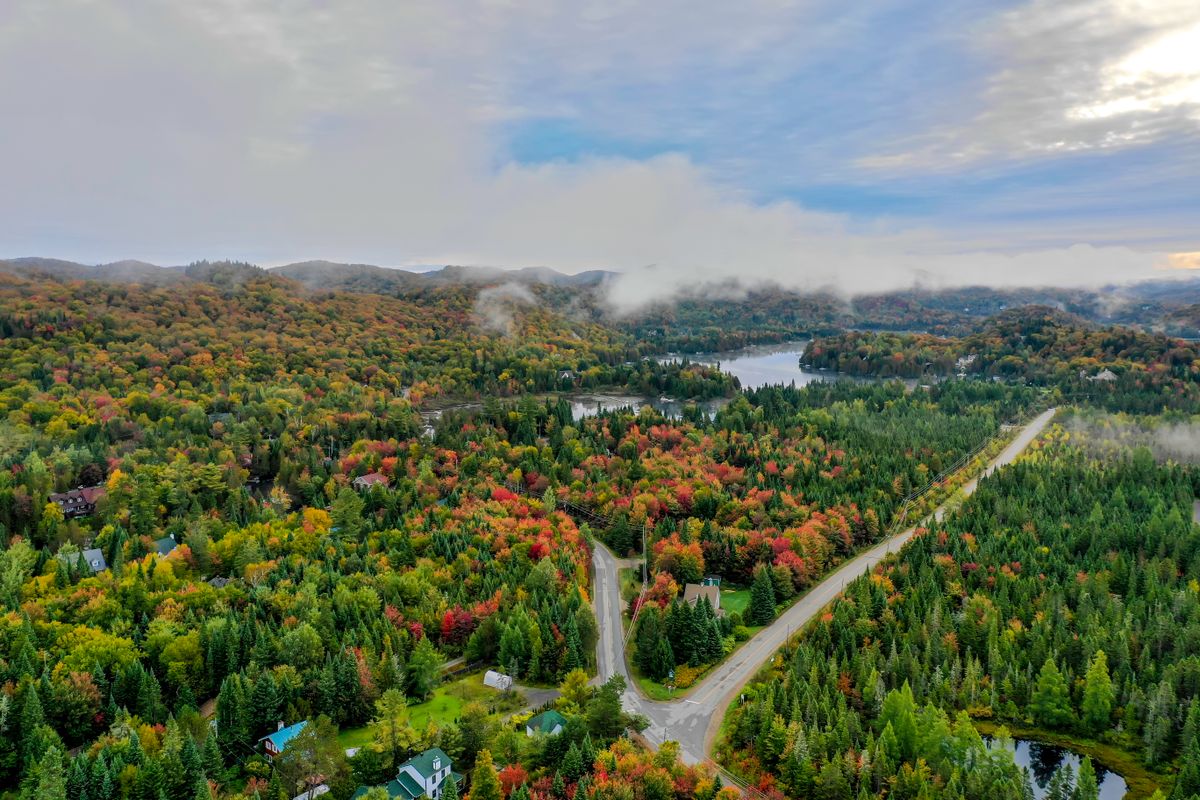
[6,255,1200,338]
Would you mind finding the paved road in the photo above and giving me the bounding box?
[591,407,1057,766]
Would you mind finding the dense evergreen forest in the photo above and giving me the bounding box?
[3,269,1200,800]
[722,427,1200,799]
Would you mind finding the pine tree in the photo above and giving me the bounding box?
[1031,658,1073,729]
[561,742,584,782]
[19,684,45,769]
[1075,757,1099,800]
[249,672,281,738]
[1081,650,1114,735]
[31,746,67,800]
[749,565,777,625]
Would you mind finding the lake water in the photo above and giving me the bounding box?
[656,340,831,391]
[420,340,844,433]
[990,738,1127,800]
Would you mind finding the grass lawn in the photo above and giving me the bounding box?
[337,672,525,751]
[720,588,751,618]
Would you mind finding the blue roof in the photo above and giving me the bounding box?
[260,720,308,751]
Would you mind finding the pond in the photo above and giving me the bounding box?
[990,737,1128,800]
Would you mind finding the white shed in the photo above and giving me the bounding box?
[483,670,513,691]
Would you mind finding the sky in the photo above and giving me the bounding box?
[2,0,1198,305]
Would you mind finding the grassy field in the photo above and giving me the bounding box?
[337,672,524,751]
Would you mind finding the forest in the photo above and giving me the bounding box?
[4,267,1200,800]
[721,424,1200,799]
[802,307,1200,413]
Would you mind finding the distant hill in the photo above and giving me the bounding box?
[5,254,1200,339]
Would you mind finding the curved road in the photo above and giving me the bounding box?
[592,407,1057,766]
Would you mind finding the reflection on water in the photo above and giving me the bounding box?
[656,340,829,391]
[421,340,863,434]
[989,737,1127,800]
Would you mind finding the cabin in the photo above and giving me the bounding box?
[260,721,308,759]
[49,485,106,519]
[352,748,462,800]
[154,534,178,557]
[352,472,388,490]
[1089,368,1118,382]
[58,547,108,575]
[525,709,567,737]
[483,670,512,691]
[683,583,722,614]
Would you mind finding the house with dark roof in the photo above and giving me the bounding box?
[525,709,567,737]
[352,748,461,800]
[49,485,106,519]
[260,721,308,759]
[154,533,178,557]
[352,472,388,490]
[683,583,722,614]
[58,547,108,575]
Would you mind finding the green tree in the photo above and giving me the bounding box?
[29,746,66,800]
[1075,757,1099,800]
[1081,651,1113,735]
[748,565,777,625]
[1031,658,1073,729]
[406,637,441,700]
[469,749,502,800]
[331,487,365,539]
[275,716,347,799]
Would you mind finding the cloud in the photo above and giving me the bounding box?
[0,0,1192,299]
[862,0,1200,170]
[473,282,536,335]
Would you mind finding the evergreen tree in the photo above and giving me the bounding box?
[1031,658,1073,729]
[749,565,777,625]
[30,746,66,800]
[1074,757,1099,800]
[1081,651,1113,735]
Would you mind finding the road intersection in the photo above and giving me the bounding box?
[590,407,1058,766]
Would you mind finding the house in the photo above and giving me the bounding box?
[525,709,567,737]
[352,472,388,490]
[683,583,722,614]
[260,721,308,759]
[352,748,462,800]
[154,533,178,557]
[49,485,106,519]
[208,576,232,589]
[483,670,512,691]
[57,547,108,575]
[1090,368,1118,382]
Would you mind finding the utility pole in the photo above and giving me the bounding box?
[642,520,648,586]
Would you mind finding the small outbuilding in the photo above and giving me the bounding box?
[483,670,513,691]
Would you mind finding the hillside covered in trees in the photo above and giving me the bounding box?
[722,425,1200,799]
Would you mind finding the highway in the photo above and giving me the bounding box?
[590,407,1058,766]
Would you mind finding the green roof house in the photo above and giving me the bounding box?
[154,534,178,557]
[525,709,567,737]
[352,748,461,800]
